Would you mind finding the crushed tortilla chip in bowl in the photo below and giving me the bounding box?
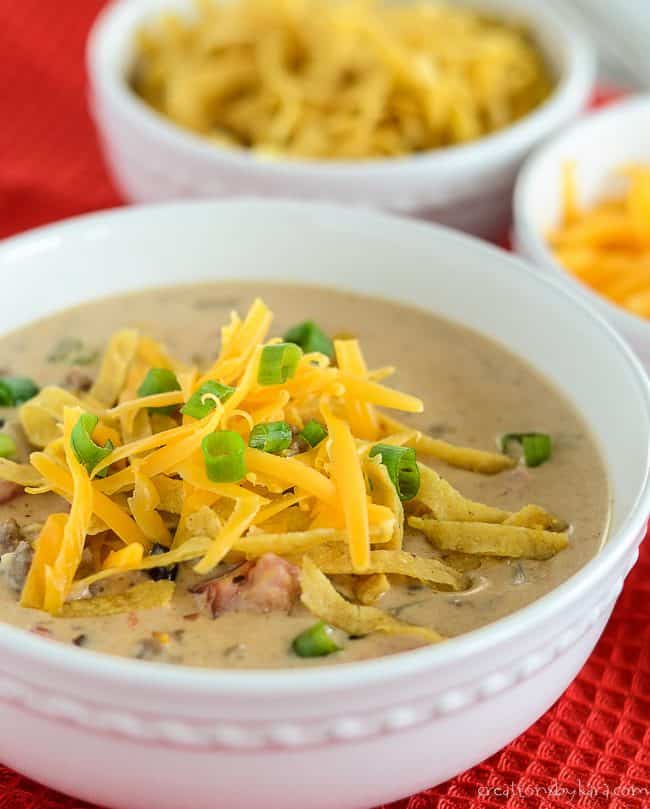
[0,200,648,809]
[514,94,650,369]
[87,0,595,239]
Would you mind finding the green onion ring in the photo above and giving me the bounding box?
[202,430,247,483]
[257,343,303,386]
[248,421,292,453]
[181,380,235,419]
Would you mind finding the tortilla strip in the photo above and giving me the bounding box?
[152,475,185,514]
[307,546,467,591]
[409,517,568,560]
[355,573,390,605]
[300,558,443,642]
[504,504,568,532]
[72,536,212,594]
[89,329,139,407]
[19,386,82,448]
[62,580,175,617]
[236,522,393,560]
[0,458,43,488]
[364,457,404,550]
[414,463,509,523]
[378,413,514,474]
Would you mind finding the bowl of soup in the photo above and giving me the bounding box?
[86,0,595,239]
[0,200,647,809]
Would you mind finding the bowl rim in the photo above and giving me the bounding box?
[513,93,650,336]
[86,0,596,180]
[1,199,649,696]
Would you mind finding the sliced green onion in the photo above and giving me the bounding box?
[202,430,247,483]
[257,343,303,386]
[292,621,341,658]
[181,380,235,419]
[300,419,327,447]
[137,368,181,415]
[369,443,420,501]
[71,413,114,475]
[0,377,40,407]
[283,321,333,359]
[500,433,552,467]
[0,434,16,459]
[248,421,292,453]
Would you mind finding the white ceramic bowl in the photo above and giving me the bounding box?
[514,95,650,368]
[0,200,648,809]
[87,0,595,240]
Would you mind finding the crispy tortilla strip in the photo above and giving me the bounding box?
[300,558,443,642]
[171,487,220,549]
[414,463,509,523]
[20,386,82,447]
[185,505,223,540]
[504,504,568,531]
[128,466,172,546]
[152,475,185,514]
[439,552,483,573]
[378,413,514,474]
[236,522,393,560]
[72,536,212,593]
[0,458,43,487]
[90,329,139,407]
[355,573,390,605]
[62,580,175,617]
[307,546,466,591]
[364,457,404,549]
[137,335,191,378]
[409,517,568,560]
[236,528,342,558]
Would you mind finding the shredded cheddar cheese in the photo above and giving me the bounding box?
[550,164,650,320]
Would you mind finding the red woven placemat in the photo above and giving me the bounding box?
[1,3,649,807]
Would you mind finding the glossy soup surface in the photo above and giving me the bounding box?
[0,283,609,668]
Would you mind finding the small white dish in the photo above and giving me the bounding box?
[0,200,648,809]
[87,0,595,239]
[514,95,650,368]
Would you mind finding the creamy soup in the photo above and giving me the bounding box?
[0,283,609,668]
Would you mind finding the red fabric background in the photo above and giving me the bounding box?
[1,2,649,807]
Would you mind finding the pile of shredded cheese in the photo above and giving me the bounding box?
[550,164,650,319]
[0,298,569,643]
[131,0,553,159]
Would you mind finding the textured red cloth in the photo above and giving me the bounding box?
[1,2,648,807]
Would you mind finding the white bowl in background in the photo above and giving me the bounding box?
[0,200,648,809]
[514,95,650,368]
[86,0,595,240]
